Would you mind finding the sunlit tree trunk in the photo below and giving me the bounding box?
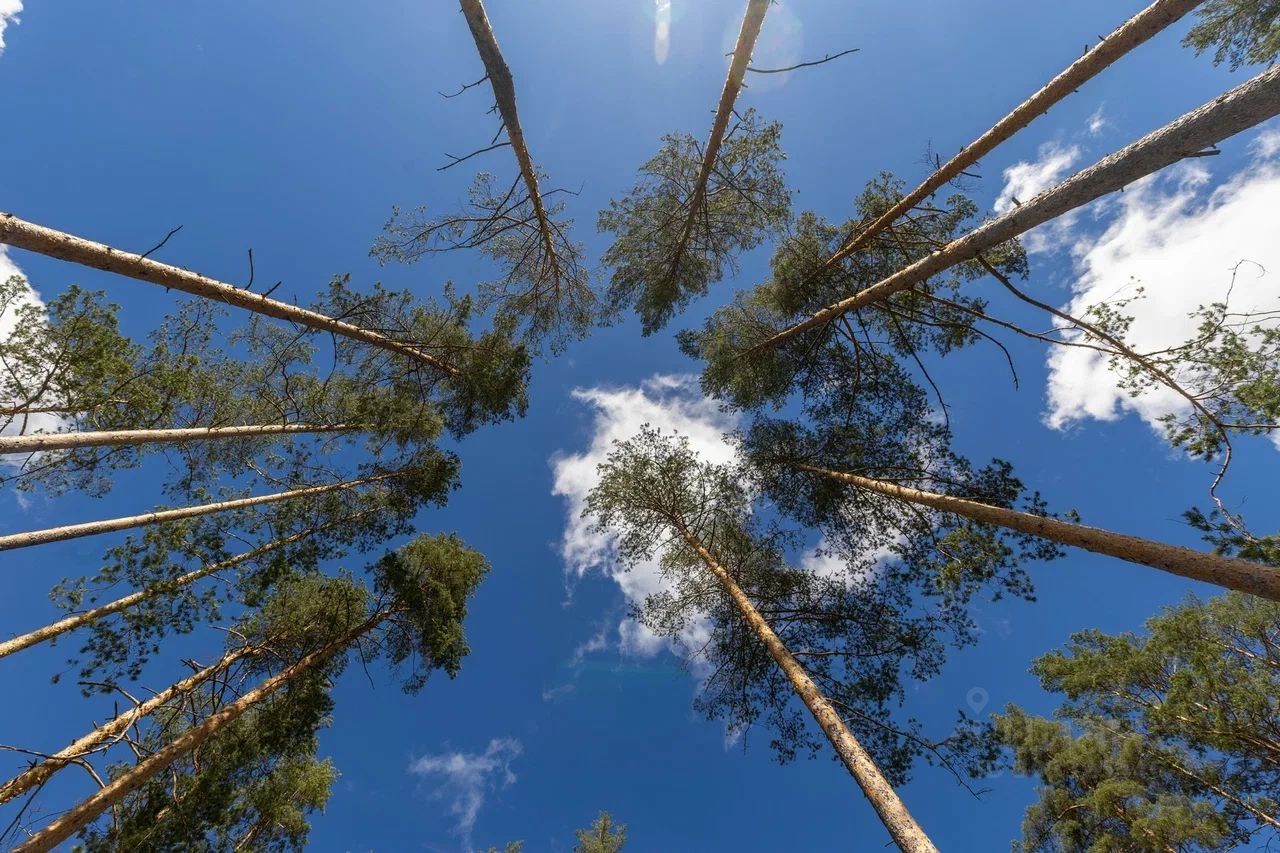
[0,422,353,454]
[0,212,457,375]
[0,643,260,805]
[665,0,770,280]
[11,609,391,853]
[0,471,398,552]
[797,463,1280,601]
[815,0,1201,275]
[754,64,1280,353]
[458,0,565,291]
[0,509,375,660]
[673,519,938,853]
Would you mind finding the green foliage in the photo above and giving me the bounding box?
[1081,282,1280,461]
[315,275,530,437]
[996,593,1280,851]
[1184,505,1280,565]
[574,811,627,853]
[371,532,491,691]
[681,173,1026,412]
[374,170,599,353]
[74,574,367,852]
[598,109,791,335]
[54,446,459,686]
[587,427,1005,783]
[1183,0,1280,69]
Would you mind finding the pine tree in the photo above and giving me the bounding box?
[1183,0,1280,69]
[11,532,490,852]
[587,427,952,852]
[996,593,1280,851]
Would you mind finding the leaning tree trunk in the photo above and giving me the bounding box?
[812,0,1201,278]
[458,0,565,291]
[797,464,1280,602]
[0,643,261,805]
[0,422,354,455]
[0,508,377,660]
[0,213,457,376]
[673,519,938,853]
[663,0,771,284]
[0,470,398,552]
[753,64,1280,354]
[11,609,391,853]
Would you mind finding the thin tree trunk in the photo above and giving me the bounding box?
[674,520,938,853]
[0,644,260,805]
[0,471,397,552]
[11,610,390,853]
[796,463,1280,601]
[664,0,771,283]
[0,508,377,660]
[458,0,565,291]
[0,213,458,376]
[752,64,1280,354]
[812,0,1200,278]
[0,422,354,455]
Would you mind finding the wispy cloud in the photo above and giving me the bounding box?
[409,738,522,848]
[994,142,1082,254]
[1086,104,1108,137]
[0,1,22,55]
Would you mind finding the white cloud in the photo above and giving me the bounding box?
[550,374,738,658]
[1086,105,1108,137]
[1044,127,1280,444]
[409,738,522,847]
[995,142,1080,214]
[1,249,67,452]
[995,142,1083,254]
[0,1,21,54]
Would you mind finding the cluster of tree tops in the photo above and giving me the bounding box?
[0,0,1278,849]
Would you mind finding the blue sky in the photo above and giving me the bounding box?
[1,1,1278,850]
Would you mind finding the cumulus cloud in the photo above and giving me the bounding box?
[995,142,1083,254]
[1044,127,1280,443]
[550,374,739,658]
[409,738,522,847]
[0,0,21,54]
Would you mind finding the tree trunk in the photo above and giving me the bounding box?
[11,609,390,853]
[458,0,564,291]
[797,463,1280,601]
[754,64,1280,354]
[674,520,938,853]
[0,422,354,455]
[0,644,260,805]
[0,508,377,660]
[0,213,458,376]
[815,0,1200,276]
[0,471,398,552]
[665,0,771,280]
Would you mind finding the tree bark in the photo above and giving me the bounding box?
[796,463,1280,601]
[664,0,771,283]
[753,64,1280,354]
[0,422,354,455]
[11,609,389,853]
[814,0,1200,276]
[0,212,458,376]
[0,471,398,552]
[458,0,565,292]
[0,508,377,660]
[674,521,938,853]
[0,644,260,805]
